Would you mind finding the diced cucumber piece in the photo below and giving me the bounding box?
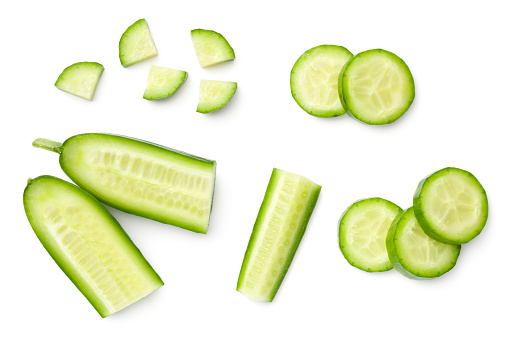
[33,134,216,234]
[143,65,188,100]
[237,168,321,302]
[290,45,353,118]
[55,62,104,101]
[413,167,488,245]
[119,19,158,67]
[339,198,403,272]
[339,49,415,125]
[196,80,237,113]
[191,29,235,67]
[23,176,163,317]
[386,207,461,279]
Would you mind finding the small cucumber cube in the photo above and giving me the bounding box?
[119,19,158,67]
[191,29,235,67]
[55,62,104,101]
[196,80,237,113]
[143,65,188,100]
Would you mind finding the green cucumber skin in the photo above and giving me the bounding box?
[337,56,353,114]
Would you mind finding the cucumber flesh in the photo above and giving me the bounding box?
[196,80,237,113]
[191,29,235,67]
[237,168,321,302]
[119,19,158,67]
[55,62,104,101]
[143,65,188,100]
[23,176,163,317]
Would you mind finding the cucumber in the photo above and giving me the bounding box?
[413,167,488,245]
[119,19,158,67]
[339,49,415,125]
[143,65,188,100]
[290,45,353,118]
[237,168,321,302]
[386,207,461,279]
[23,176,163,317]
[191,29,235,67]
[338,198,403,272]
[32,134,216,234]
[196,80,237,113]
[55,62,104,101]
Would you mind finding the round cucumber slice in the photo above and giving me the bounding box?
[191,29,235,68]
[386,208,461,279]
[119,19,158,68]
[196,80,237,113]
[291,45,353,118]
[55,62,104,101]
[339,198,403,272]
[413,167,488,245]
[339,49,414,125]
[143,65,188,100]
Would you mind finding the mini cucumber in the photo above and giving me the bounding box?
[23,176,163,317]
[196,80,237,113]
[55,62,104,101]
[33,134,216,234]
[237,168,321,302]
[143,65,188,100]
[191,29,235,67]
[413,167,488,245]
[119,19,158,67]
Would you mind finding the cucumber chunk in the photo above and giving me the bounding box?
[290,45,353,118]
[339,49,415,125]
[33,134,216,234]
[55,62,104,101]
[191,29,235,67]
[339,198,403,272]
[23,176,163,317]
[413,167,488,245]
[237,168,321,302]
[119,19,158,67]
[143,65,188,100]
[196,80,237,113]
[386,207,461,279]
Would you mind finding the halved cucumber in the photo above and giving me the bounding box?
[196,80,237,113]
[413,167,488,245]
[339,49,415,125]
[191,29,235,67]
[119,19,158,67]
[339,198,403,272]
[23,176,163,317]
[55,62,104,101]
[290,45,353,118]
[143,65,188,100]
[386,207,461,279]
[32,134,216,234]
[237,168,321,302]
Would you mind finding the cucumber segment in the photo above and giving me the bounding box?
[33,134,216,234]
[119,19,158,67]
[196,80,237,113]
[143,65,188,100]
[413,167,488,245]
[338,198,402,272]
[23,176,163,317]
[290,45,353,118]
[237,168,321,302]
[386,207,461,279]
[339,49,414,125]
[55,62,104,101]
[191,29,235,67]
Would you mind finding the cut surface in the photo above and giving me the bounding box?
[191,29,235,67]
[143,65,188,100]
[196,80,237,113]
[55,62,104,101]
[119,19,158,67]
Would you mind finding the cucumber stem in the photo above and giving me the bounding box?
[32,138,63,154]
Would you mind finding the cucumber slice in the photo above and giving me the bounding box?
[119,19,158,67]
[290,45,353,118]
[386,207,461,279]
[23,176,163,317]
[338,198,403,272]
[237,168,321,302]
[143,65,188,100]
[413,167,488,245]
[55,62,104,101]
[33,134,216,234]
[339,49,415,125]
[191,29,235,67]
[196,80,237,113]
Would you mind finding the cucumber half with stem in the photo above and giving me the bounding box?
[191,29,235,67]
[119,19,158,67]
[55,62,104,101]
[23,175,163,317]
[143,65,188,100]
[413,167,488,245]
[237,168,321,302]
[196,80,237,113]
[339,198,403,272]
[33,134,216,234]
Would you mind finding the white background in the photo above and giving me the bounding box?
[1,0,511,335]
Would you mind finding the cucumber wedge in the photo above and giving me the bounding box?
[143,65,188,100]
[237,168,321,302]
[196,80,237,113]
[33,134,216,234]
[119,19,158,67]
[23,176,163,317]
[413,167,488,245]
[55,62,104,101]
[191,29,235,67]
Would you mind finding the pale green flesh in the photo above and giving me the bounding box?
[143,65,188,100]
[55,62,104,101]
[197,80,237,113]
[119,19,158,67]
[191,29,235,67]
